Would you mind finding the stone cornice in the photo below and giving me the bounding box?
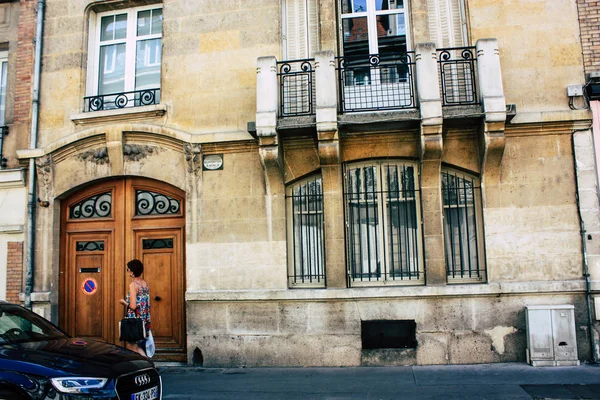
[186,280,590,302]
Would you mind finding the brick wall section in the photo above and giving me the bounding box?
[14,0,36,125]
[578,0,600,74]
[6,242,23,303]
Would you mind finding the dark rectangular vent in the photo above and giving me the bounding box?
[361,320,417,349]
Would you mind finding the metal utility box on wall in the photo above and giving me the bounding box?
[525,305,579,367]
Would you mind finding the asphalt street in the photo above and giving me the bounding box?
[157,362,600,400]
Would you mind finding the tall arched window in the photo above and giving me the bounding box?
[344,160,424,286]
[442,167,486,283]
[286,174,326,287]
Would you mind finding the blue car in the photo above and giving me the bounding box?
[0,301,161,399]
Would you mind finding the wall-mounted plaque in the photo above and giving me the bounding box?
[203,154,224,171]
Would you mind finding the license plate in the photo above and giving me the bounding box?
[131,386,158,400]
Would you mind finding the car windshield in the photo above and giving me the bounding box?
[0,304,66,344]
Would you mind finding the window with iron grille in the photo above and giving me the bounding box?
[344,161,423,286]
[442,168,486,283]
[286,174,326,287]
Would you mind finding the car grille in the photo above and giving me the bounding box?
[115,368,161,400]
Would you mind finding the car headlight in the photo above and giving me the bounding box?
[50,377,108,394]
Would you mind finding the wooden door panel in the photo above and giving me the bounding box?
[66,234,111,342]
[136,230,184,357]
[74,253,103,338]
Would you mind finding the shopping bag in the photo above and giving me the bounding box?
[145,330,155,358]
[119,318,145,342]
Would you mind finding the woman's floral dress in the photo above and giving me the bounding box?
[125,280,151,337]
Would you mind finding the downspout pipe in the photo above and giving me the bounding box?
[24,0,46,310]
[571,129,599,364]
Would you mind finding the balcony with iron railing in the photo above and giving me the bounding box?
[256,39,505,143]
[273,45,482,124]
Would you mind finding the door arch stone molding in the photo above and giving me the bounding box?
[17,124,194,199]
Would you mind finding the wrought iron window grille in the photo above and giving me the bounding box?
[69,192,112,219]
[337,52,417,113]
[135,190,180,216]
[437,47,479,106]
[277,59,315,117]
[83,88,160,112]
[344,162,423,286]
[286,175,326,287]
[442,169,485,281]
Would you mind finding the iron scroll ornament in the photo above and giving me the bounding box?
[135,190,181,216]
[438,48,474,62]
[69,192,112,219]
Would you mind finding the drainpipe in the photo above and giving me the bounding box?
[24,0,46,310]
[571,129,599,364]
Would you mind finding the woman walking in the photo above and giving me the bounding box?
[119,259,151,357]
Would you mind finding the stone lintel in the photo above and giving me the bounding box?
[70,104,167,125]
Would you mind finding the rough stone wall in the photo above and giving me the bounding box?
[577,0,600,74]
[187,293,589,367]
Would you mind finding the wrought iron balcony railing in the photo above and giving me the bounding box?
[337,52,417,113]
[83,88,161,112]
[437,47,479,106]
[277,59,315,117]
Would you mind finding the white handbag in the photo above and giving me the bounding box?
[145,330,155,358]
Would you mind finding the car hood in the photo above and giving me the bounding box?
[0,337,154,378]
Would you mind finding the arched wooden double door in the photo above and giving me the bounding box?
[60,177,186,361]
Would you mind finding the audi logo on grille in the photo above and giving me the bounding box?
[134,373,151,386]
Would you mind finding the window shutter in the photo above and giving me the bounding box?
[284,0,318,59]
[428,0,465,48]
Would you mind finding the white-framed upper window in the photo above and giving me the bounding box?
[344,160,424,286]
[0,51,7,126]
[441,167,486,283]
[340,0,410,58]
[286,174,326,288]
[88,5,163,97]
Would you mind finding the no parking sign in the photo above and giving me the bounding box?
[81,278,98,296]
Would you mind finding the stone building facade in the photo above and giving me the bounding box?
[12,0,600,365]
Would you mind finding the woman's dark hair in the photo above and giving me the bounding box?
[127,259,144,277]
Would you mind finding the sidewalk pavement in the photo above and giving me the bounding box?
[157,362,600,400]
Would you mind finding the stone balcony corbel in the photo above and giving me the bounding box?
[315,51,340,166]
[416,43,444,161]
[256,56,284,187]
[415,42,446,285]
[476,38,506,181]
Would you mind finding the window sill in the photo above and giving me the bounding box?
[70,104,167,126]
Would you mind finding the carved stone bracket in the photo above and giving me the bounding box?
[480,120,506,185]
[317,130,340,166]
[420,124,443,162]
[258,135,283,183]
[183,143,202,174]
[35,155,54,202]
[123,144,160,162]
[76,147,109,165]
